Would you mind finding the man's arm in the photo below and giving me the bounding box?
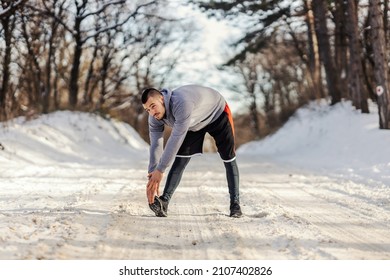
[146,117,190,204]
[146,117,164,204]
[146,99,193,204]
[155,99,194,173]
[148,116,164,173]
[146,169,163,204]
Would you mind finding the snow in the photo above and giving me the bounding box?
[238,100,390,187]
[0,101,389,261]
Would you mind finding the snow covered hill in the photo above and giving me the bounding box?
[238,100,390,187]
[0,111,148,167]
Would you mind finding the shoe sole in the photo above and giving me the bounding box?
[149,197,167,217]
[230,212,243,218]
[230,204,243,218]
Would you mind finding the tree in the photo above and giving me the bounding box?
[47,0,159,108]
[384,0,389,44]
[312,0,342,105]
[0,0,24,119]
[196,0,291,65]
[303,0,324,101]
[345,0,369,113]
[0,0,191,127]
[19,8,44,109]
[110,4,191,133]
[194,0,336,141]
[369,0,390,129]
[228,53,262,139]
[41,1,67,113]
[331,0,349,99]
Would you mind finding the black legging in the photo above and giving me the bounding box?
[161,156,240,204]
[161,157,190,202]
[224,159,240,203]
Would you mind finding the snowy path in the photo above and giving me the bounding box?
[1,154,389,260]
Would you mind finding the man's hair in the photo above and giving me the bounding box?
[141,88,161,104]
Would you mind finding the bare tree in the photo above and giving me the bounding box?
[229,53,262,139]
[369,0,390,128]
[0,0,23,119]
[223,33,310,140]
[332,0,349,99]
[384,0,389,44]
[41,1,67,113]
[0,0,198,131]
[82,22,100,106]
[345,0,369,113]
[303,0,324,101]
[19,9,44,108]
[312,0,342,105]
[47,0,158,108]
[111,5,191,133]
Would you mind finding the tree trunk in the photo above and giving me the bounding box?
[68,1,85,108]
[312,0,342,105]
[304,0,324,100]
[69,35,82,108]
[384,0,389,44]
[43,32,54,114]
[0,17,12,116]
[43,8,61,114]
[0,0,25,119]
[369,0,390,129]
[346,0,369,113]
[83,40,98,106]
[21,15,43,107]
[237,61,261,139]
[333,0,349,99]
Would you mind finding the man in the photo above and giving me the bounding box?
[141,84,242,218]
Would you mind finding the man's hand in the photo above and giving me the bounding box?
[146,169,164,204]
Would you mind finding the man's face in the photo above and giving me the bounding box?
[143,94,165,120]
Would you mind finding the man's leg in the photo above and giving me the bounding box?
[161,156,191,202]
[224,159,240,203]
[149,156,190,217]
[150,129,203,217]
[207,106,242,217]
[224,159,242,217]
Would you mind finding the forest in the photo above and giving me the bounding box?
[1,0,389,146]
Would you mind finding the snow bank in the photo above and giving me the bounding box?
[0,111,149,167]
[238,100,390,185]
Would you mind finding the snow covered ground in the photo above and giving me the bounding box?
[0,100,389,260]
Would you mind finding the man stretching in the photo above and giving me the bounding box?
[142,84,242,218]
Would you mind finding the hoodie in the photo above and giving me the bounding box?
[148,84,226,173]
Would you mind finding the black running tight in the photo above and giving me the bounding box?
[224,159,240,203]
[161,156,240,204]
[161,157,191,202]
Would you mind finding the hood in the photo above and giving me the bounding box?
[160,88,175,126]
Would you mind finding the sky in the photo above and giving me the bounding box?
[167,1,244,113]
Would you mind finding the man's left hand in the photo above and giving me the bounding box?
[146,169,164,204]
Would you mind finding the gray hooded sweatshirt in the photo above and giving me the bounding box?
[148,84,226,173]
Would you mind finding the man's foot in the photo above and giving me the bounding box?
[230,202,242,218]
[149,196,168,217]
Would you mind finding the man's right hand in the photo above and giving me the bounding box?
[146,170,164,204]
